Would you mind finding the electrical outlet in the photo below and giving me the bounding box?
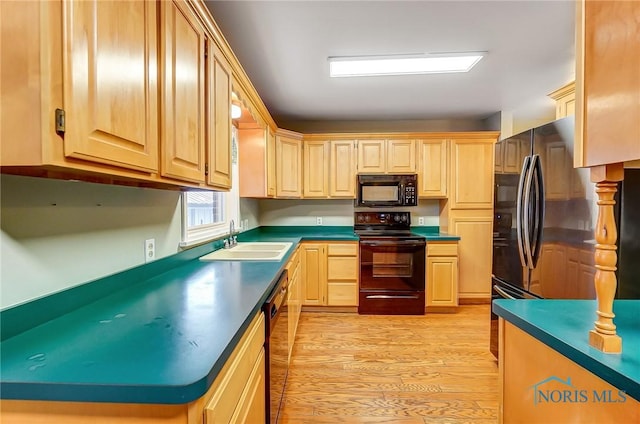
[418,217,425,226]
[316,217,323,225]
[145,238,155,263]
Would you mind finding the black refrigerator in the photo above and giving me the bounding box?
[489,115,640,357]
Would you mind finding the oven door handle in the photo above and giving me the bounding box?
[360,240,425,247]
[365,294,421,299]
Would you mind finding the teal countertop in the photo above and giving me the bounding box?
[493,299,640,402]
[0,225,458,404]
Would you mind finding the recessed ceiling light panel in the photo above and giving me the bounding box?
[328,53,485,77]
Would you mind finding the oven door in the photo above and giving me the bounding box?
[359,238,426,291]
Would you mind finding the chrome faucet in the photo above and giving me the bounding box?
[226,219,237,248]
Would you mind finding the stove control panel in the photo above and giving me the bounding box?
[354,211,411,228]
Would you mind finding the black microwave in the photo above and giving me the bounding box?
[356,174,418,207]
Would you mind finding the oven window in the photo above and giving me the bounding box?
[372,252,413,277]
[362,185,399,202]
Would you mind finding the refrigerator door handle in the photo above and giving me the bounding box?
[516,156,532,268]
[523,154,539,269]
[494,285,518,300]
[531,155,545,268]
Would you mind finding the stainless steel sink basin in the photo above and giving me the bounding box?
[199,242,292,261]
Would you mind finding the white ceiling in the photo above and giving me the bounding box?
[205,1,576,127]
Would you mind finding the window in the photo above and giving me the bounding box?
[181,128,240,246]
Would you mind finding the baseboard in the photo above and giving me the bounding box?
[301,305,358,313]
[459,297,491,305]
[425,306,458,313]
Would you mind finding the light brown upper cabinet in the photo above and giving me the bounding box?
[357,139,386,173]
[303,140,330,198]
[160,0,206,183]
[238,125,276,198]
[206,40,232,190]
[575,0,640,167]
[386,139,416,173]
[448,138,496,209]
[276,130,303,198]
[548,81,576,119]
[63,0,160,173]
[1,0,165,181]
[301,139,356,199]
[357,139,416,174]
[417,139,447,198]
[329,140,357,198]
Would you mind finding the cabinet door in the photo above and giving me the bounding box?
[449,210,493,299]
[301,244,327,305]
[63,0,158,172]
[303,141,329,198]
[503,139,523,174]
[276,136,302,197]
[160,0,206,183]
[330,140,356,198]
[544,141,571,200]
[449,139,495,209]
[576,1,640,167]
[357,140,386,173]
[495,140,504,174]
[267,128,277,197]
[207,40,232,189]
[417,139,447,198]
[386,139,416,173]
[426,256,459,307]
[228,350,266,424]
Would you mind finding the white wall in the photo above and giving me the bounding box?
[259,198,440,227]
[0,175,183,309]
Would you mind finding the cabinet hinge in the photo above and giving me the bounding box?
[204,39,208,59]
[205,163,209,176]
[55,108,65,134]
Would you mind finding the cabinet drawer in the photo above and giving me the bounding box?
[327,257,358,280]
[427,242,458,257]
[204,312,265,423]
[286,247,300,271]
[328,282,358,306]
[327,243,358,256]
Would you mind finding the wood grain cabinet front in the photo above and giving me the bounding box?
[160,0,207,183]
[276,130,303,198]
[1,0,233,191]
[1,0,162,181]
[575,0,640,167]
[417,139,447,198]
[301,242,359,307]
[426,241,459,310]
[356,139,416,174]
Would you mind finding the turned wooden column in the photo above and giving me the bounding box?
[589,163,624,353]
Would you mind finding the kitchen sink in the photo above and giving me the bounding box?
[199,242,292,261]
[233,242,291,251]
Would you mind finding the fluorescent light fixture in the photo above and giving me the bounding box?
[231,104,242,119]
[328,53,485,77]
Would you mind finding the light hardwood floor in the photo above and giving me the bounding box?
[280,305,498,424]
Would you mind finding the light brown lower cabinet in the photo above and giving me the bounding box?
[286,247,302,362]
[302,242,359,307]
[426,241,459,311]
[0,312,266,424]
[500,320,639,423]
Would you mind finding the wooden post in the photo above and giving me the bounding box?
[589,163,624,353]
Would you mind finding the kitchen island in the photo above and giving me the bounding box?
[493,299,640,423]
[0,226,455,421]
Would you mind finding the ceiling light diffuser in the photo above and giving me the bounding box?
[328,53,484,77]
